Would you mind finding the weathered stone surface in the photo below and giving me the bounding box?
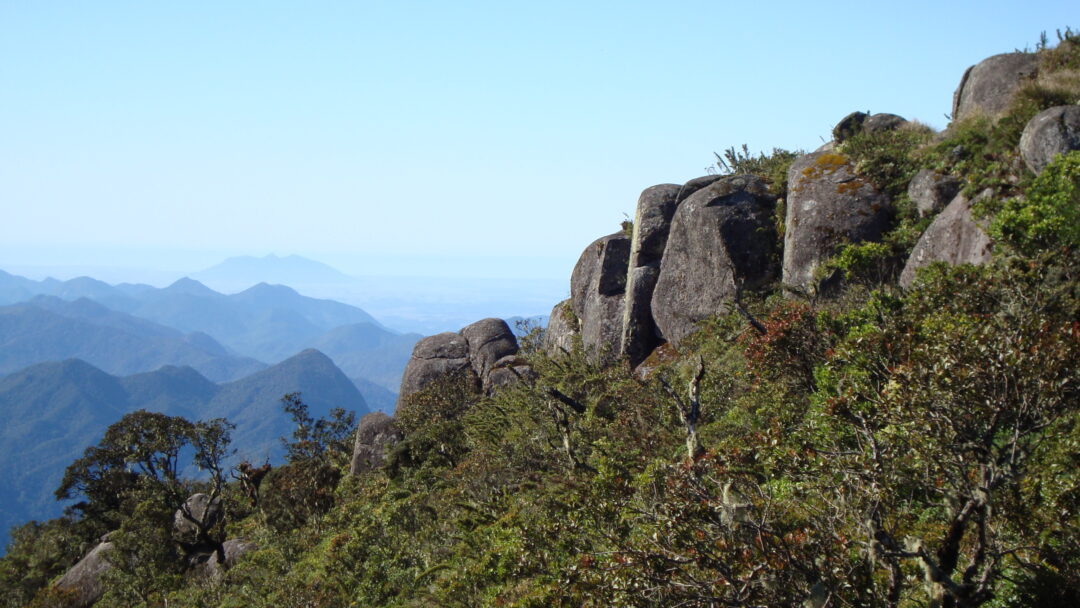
[461,318,518,385]
[543,299,578,355]
[952,52,1038,121]
[54,540,113,608]
[486,354,535,390]
[628,184,682,268]
[909,169,962,217]
[863,112,908,133]
[833,112,908,142]
[194,538,259,581]
[174,493,223,546]
[571,232,631,363]
[1020,105,1080,174]
[398,332,472,401]
[620,264,661,366]
[616,177,727,365]
[900,191,993,287]
[783,151,892,293]
[652,175,778,345]
[350,411,403,475]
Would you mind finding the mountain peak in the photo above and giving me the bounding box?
[164,277,218,296]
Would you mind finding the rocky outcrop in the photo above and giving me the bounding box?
[620,178,720,365]
[782,151,892,293]
[909,169,962,217]
[832,111,908,142]
[952,52,1038,121]
[899,191,993,287]
[571,232,631,364]
[460,318,518,387]
[543,299,578,355]
[652,175,778,345]
[1019,105,1080,174]
[398,318,521,404]
[54,539,114,608]
[174,493,223,547]
[398,332,473,400]
[350,411,403,475]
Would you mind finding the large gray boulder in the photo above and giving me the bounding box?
[909,169,962,217]
[899,191,993,287]
[652,175,778,345]
[398,332,473,401]
[571,232,631,363]
[619,178,723,365]
[1019,105,1080,175]
[461,318,518,388]
[543,299,578,355]
[782,151,892,293]
[54,540,114,608]
[952,52,1038,121]
[174,493,223,546]
[350,411,403,475]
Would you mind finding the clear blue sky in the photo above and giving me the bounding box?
[1,1,1076,281]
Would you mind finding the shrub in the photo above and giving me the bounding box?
[991,150,1080,254]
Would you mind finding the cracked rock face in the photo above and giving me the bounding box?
[570,232,631,364]
[782,151,892,294]
[651,175,778,345]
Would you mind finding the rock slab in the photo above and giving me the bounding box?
[900,191,993,287]
[652,175,778,345]
[570,232,631,363]
[782,151,892,293]
[54,541,114,608]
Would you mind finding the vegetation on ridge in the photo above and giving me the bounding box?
[2,30,1080,608]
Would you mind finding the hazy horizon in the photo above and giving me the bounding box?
[4,2,1076,298]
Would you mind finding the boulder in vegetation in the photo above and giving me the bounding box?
[782,151,892,293]
[460,317,519,391]
[173,493,223,547]
[543,299,578,355]
[908,168,962,217]
[570,232,631,363]
[1020,105,1080,174]
[350,411,403,475]
[398,332,473,401]
[952,52,1038,120]
[899,190,993,287]
[652,175,778,345]
[53,539,113,608]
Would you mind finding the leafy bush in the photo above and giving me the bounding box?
[991,150,1080,254]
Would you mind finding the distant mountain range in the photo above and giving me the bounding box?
[191,254,358,293]
[0,297,266,382]
[0,270,419,397]
[0,350,367,550]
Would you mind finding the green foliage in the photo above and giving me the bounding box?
[714,143,801,196]
[991,150,1080,254]
[280,392,357,467]
[840,121,935,200]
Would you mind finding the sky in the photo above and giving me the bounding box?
[1,1,1077,284]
